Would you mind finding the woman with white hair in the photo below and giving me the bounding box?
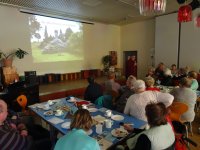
[161,68,173,86]
[115,75,136,113]
[124,80,174,121]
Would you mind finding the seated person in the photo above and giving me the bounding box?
[170,77,197,122]
[145,76,160,91]
[124,80,173,122]
[122,103,175,150]
[0,99,31,150]
[188,71,199,91]
[171,64,178,77]
[115,75,136,113]
[84,76,103,103]
[155,62,165,82]
[146,66,155,78]
[161,68,173,86]
[104,71,121,94]
[3,102,51,150]
[54,109,100,150]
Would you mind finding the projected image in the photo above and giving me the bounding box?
[29,15,83,63]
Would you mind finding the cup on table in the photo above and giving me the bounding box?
[82,104,88,109]
[56,109,63,116]
[70,97,75,102]
[105,119,113,128]
[48,100,53,105]
[105,110,112,117]
[43,103,50,110]
[96,124,103,134]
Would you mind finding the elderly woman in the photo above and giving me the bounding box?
[115,75,136,113]
[104,71,121,94]
[54,109,100,150]
[123,103,175,150]
[146,66,155,78]
[145,76,160,92]
[160,68,173,86]
[124,80,173,122]
[188,71,199,91]
[170,77,197,122]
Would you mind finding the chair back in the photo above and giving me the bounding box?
[169,102,188,122]
[16,94,27,111]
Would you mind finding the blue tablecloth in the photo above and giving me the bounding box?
[29,98,146,144]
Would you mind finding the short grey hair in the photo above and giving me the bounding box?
[133,80,146,91]
[127,75,136,89]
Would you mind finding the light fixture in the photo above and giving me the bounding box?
[178,5,192,22]
[195,13,200,27]
[139,0,167,16]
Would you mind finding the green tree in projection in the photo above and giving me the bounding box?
[40,25,50,49]
[29,16,41,39]
[64,28,73,42]
[44,25,49,40]
[59,29,65,42]
[66,29,83,56]
[35,33,41,42]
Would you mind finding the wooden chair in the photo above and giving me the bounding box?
[169,102,193,137]
[169,102,188,122]
[16,94,27,112]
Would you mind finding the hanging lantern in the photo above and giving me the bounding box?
[195,14,200,27]
[178,5,192,22]
[139,0,167,16]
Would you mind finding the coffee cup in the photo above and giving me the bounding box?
[48,100,53,105]
[105,119,113,128]
[43,104,50,110]
[70,97,75,102]
[105,110,112,117]
[56,109,63,116]
[82,104,88,109]
[96,124,103,134]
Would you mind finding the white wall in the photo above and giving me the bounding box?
[0,5,120,75]
[121,19,155,79]
[180,8,200,71]
[155,9,200,71]
[155,13,179,67]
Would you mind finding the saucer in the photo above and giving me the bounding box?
[88,108,98,113]
[43,107,51,111]
[44,111,53,116]
[111,128,128,138]
[61,122,71,129]
[55,112,64,116]
[111,115,124,121]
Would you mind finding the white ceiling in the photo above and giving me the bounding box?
[0,0,186,25]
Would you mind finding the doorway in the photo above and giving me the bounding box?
[123,51,137,78]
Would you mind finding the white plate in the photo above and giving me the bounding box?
[36,105,44,109]
[111,115,124,121]
[88,108,98,113]
[55,112,64,116]
[68,99,77,103]
[61,122,71,129]
[43,107,51,111]
[44,111,54,116]
[87,129,93,135]
[111,128,128,138]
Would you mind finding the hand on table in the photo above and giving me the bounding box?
[123,124,134,133]
[17,123,26,130]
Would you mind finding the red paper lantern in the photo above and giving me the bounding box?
[195,14,200,27]
[178,5,192,22]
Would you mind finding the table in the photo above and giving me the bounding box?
[29,98,146,149]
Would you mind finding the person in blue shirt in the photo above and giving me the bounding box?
[54,109,100,150]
